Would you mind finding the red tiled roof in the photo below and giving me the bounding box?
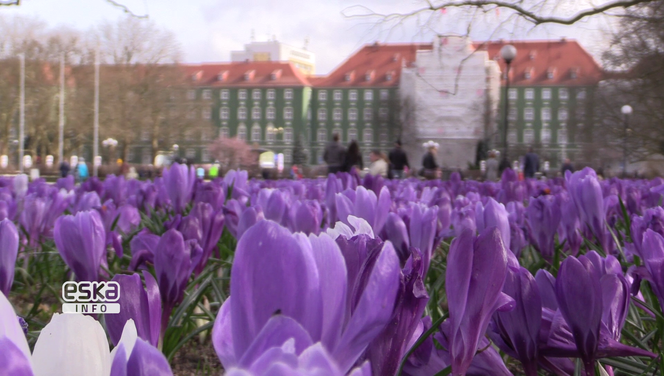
[180,61,311,87]
[475,39,603,86]
[313,42,432,88]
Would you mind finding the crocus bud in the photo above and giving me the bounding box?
[54,210,106,282]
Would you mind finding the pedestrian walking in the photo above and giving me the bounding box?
[523,147,540,179]
[342,140,363,172]
[485,151,499,181]
[323,133,346,174]
[388,140,409,179]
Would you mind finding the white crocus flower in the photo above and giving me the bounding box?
[32,313,111,376]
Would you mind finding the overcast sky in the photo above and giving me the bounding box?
[3,0,618,74]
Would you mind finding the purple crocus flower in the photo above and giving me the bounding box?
[557,194,582,256]
[446,227,514,376]
[630,207,664,258]
[525,195,562,261]
[289,200,323,235]
[0,291,33,375]
[106,271,161,347]
[637,229,664,312]
[54,210,106,282]
[162,162,196,213]
[154,229,192,335]
[490,267,541,376]
[128,230,160,271]
[213,220,400,374]
[566,168,609,251]
[186,202,225,274]
[0,219,19,296]
[380,212,410,263]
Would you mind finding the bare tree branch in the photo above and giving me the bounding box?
[344,0,655,26]
[0,0,19,5]
[105,0,148,19]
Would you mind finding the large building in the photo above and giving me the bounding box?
[178,61,312,165]
[477,39,604,167]
[231,39,316,76]
[308,42,430,167]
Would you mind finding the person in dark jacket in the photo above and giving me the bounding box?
[421,145,439,180]
[523,147,540,178]
[388,140,409,179]
[560,158,574,175]
[323,133,346,174]
[498,156,511,175]
[59,161,70,177]
[342,140,363,172]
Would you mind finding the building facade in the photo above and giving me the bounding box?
[478,39,603,167]
[231,40,316,76]
[175,61,312,165]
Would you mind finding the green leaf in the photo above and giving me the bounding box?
[433,366,452,376]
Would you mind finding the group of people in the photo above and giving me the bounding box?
[483,147,576,181]
[323,134,411,178]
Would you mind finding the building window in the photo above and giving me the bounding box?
[284,107,293,120]
[266,107,276,120]
[349,90,358,101]
[202,108,212,120]
[576,108,585,120]
[187,90,196,100]
[266,125,275,142]
[186,148,196,159]
[252,107,261,120]
[559,88,568,100]
[317,108,327,121]
[220,90,229,100]
[542,108,551,121]
[252,89,261,100]
[558,108,568,121]
[363,128,373,143]
[542,89,551,100]
[576,89,586,100]
[508,108,517,121]
[127,147,135,162]
[220,127,229,138]
[317,128,327,143]
[284,127,293,143]
[238,107,247,120]
[541,128,551,144]
[348,128,358,142]
[379,108,388,120]
[318,90,327,101]
[363,108,373,121]
[284,149,292,164]
[220,107,229,120]
[348,108,358,121]
[142,149,152,165]
[251,125,261,142]
[140,130,150,142]
[524,107,534,121]
[333,128,342,141]
[284,89,293,100]
[237,124,247,140]
[523,129,534,144]
[333,108,342,121]
[380,89,389,101]
[238,90,247,100]
[333,90,342,101]
[267,89,275,100]
[525,89,534,100]
[558,129,568,144]
[379,132,388,143]
[508,130,517,144]
[202,149,210,162]
[202,89,212,100]
[508,88,517,100]
[364,90,373,101]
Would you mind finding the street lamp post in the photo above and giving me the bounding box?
[18,53,25,174]
[621,104,632,178]
[500,44,517,163]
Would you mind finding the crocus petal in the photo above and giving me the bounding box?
[0,336,33,376]
[54,210,106,282]
[333,241,400,373]
[231,220,323,359]
[126,338,174,376]
[238,315,314,368]
[0,219,19,296]
[0,291,31,365]
[213,298,236,368]
[32,313,111,376]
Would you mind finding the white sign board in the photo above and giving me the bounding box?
[30,168,40,181]
[0,155,8,169]
[480,160,486,173]
[23,155,33,168]
[277,153,284,173]
[46,155,54,167]
[94,156,102,167]
[543,161,550,171]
